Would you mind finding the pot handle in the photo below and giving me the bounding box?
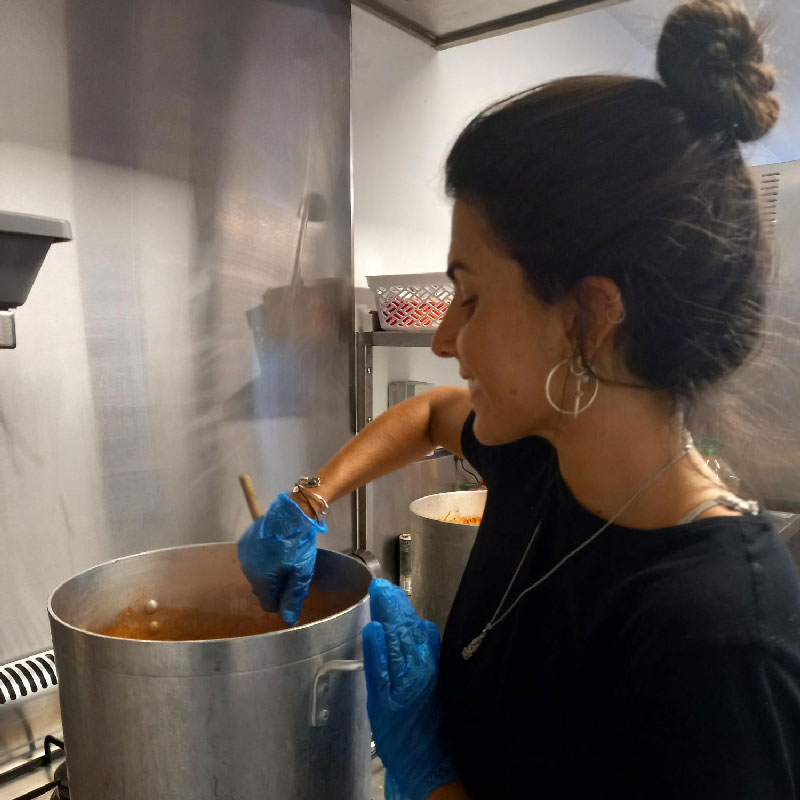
[311,659,364,727]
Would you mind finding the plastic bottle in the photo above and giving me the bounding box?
[698,437,741,494]
[398,534,412,597]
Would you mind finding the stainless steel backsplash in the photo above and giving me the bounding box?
[697,162,800,509]
[0,0,353,663]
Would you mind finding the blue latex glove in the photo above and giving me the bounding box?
[237,492,327,626]
[363,578,458,800]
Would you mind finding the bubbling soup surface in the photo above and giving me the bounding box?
[96,584,357,641]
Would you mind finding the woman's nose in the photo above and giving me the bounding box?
[432,303,458,358]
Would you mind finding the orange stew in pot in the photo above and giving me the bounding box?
[439,512,482,525]
[98,606,284,640]
[96,584,354,641]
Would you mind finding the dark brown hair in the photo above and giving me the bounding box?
[445,0,779,412]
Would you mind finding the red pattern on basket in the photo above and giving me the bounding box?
[377,286,453,328]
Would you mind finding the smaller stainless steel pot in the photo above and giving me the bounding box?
[409,490,486,634]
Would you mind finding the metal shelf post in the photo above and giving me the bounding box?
[353,324,435,555]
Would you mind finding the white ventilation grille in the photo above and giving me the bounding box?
[757,170,780,240]
[0,650,58,704]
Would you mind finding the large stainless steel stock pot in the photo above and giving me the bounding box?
[48,543,371,800]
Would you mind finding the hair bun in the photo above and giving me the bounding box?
[656,0,779,142]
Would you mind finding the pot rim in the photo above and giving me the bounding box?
[48,541,367,644]
[409,489,487,526]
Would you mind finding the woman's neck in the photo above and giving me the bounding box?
[546,388,720,529]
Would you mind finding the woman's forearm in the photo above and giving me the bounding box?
[312,385,469,506]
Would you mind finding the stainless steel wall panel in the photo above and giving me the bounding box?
[693,161,800,508]
[730,162,800,506]
[0,0,353,663]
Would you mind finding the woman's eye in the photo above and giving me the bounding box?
[460,296,477,310]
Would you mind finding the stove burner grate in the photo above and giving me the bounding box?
[48,762,69,800]
[0,735,64,800]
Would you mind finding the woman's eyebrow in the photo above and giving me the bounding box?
[446,261,470,281]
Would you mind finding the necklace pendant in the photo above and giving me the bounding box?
[462,631,486,661]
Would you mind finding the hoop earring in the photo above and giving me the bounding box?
[606,292,626,325]
[545,355,599,417]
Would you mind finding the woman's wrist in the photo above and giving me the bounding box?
[290,484,329,521]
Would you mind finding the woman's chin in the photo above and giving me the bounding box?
[472,413,514,446]
[473,407,541,446]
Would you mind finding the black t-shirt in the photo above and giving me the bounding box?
[439,412,800,798]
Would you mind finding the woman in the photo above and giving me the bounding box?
[239,1,800,797]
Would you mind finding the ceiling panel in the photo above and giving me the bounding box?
[353,0,630,48]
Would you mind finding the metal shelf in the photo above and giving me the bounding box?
[354,325,443,551]
[361,329,435,348]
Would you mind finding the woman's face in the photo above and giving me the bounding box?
[432,199,572,445]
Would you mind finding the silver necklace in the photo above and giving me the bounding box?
[461,438,693,661]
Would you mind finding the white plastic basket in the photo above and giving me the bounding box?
[366,273,454,330]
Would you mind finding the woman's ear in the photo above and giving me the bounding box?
[573,276,625,362]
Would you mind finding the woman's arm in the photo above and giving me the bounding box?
[295,385,471,516]
[238,386,471,623]
[365,581,465,799]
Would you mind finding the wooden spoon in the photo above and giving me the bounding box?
[238,474,264,521]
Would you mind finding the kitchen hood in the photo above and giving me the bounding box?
[352,0,631,49]
[0,211,72,349]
